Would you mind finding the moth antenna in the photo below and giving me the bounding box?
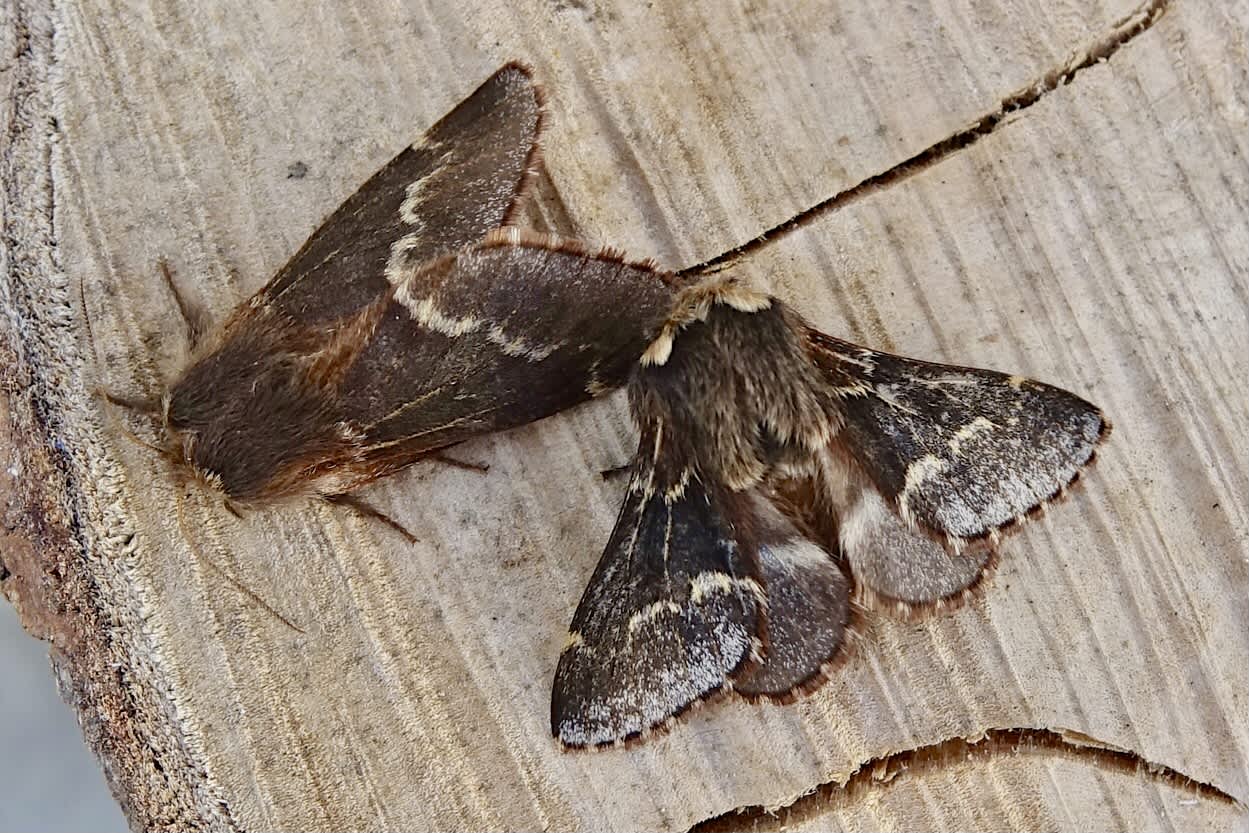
[158,259,211,351]
[324,493,419,544]
[92,388,176,462]
[598,463,630,482]
[173,494,305,635]
[100,388,162,416]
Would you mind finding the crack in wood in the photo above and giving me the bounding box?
[690,727,1245,832]
[680,0,1170,277]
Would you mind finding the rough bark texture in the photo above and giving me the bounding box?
[1,0,1246,830]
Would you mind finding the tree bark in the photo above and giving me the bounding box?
[2,0,1246,829]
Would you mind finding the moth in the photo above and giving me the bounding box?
[550,278,1109,747]
[99,61,1108,749]
[105,64,677,518]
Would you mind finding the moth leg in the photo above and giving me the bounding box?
[200,557,306,634]
[100,388,162,416]
[426,451,489,474]
[78,271,165,419]
[95,388,173,459]
[324,493,418,543]
[158,259,211,350]
[598,463,630,482]
[170,490,305,634]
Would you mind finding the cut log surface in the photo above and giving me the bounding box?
[2,0,1247,830]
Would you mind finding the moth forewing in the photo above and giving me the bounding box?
[260,61,546,324]
[164,233,678,506]
[329,231,678,482]
[153,62,549,503]
[148,64,683,510]
[805,329,1110,550]
[550,457,767,748]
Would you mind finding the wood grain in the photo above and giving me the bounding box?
[2,0,1246,830]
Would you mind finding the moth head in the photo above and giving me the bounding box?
[159,335,358,506]
[161,416,228,497]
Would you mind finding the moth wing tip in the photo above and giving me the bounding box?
[499,59,534,74]
[1095,410,1114,443]
[553,674,745,751]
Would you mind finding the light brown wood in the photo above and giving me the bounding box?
[2,0,1246,830]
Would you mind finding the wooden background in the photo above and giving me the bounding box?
[2,0,1247,829]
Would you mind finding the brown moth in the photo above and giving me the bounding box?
[551,279,1109,747]
[111,64,677,514]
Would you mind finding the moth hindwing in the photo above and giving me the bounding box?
[124,64,679,508]
[551,280,1108,747]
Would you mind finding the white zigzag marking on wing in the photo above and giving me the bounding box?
[398,149,455,224]
[948,416,995,455]
[626,600,682,633]
[897,454,947,523]
[384,230,425,286]
[393,285,562,361]
[688,571,766,606]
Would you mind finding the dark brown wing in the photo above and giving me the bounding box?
[259,63,544,324]
[812,450,995,614]
[806,330,1109,549]
[165,232,675,504]
[550,431,766,748]
[336,231,678,477]
[729,491,852,698]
